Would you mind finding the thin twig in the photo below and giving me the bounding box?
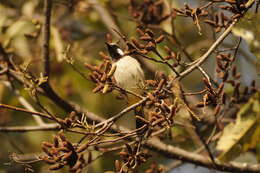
[0,103,53,121]
[176,20,237,81]
[95,97,148,128]
[42,0,52,79]
[0,124,60,132]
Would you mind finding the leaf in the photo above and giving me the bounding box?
[216,92,260,162]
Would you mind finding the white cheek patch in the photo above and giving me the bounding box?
[116,48,124,56]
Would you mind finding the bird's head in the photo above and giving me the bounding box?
[105,42,124,60]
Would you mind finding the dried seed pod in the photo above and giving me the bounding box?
[155,35,164,43]
[125,143,133,154]
[64,141,74,151]
[138,49,149,54]
[221,53,231,61]
[69,111,76,121]
[131,38,144,49]
[42,146,52,156]
[152,118,165,126]
[214,105,221,116]
[58,132,67,142]
[145,41,156,51]
[221,92,226,104]
[215,26,222,33]
[53,136,59,148]
[93,71,101,79]
[57,147,70,152]
[145,100,154,107]
[136,28,145,35]
[164,56,171,60]
[49,163,64,170]
[92,84,103,93]
[89,74,98,83]
[217,83,225,95]
[220,12,225,26]
[147,93,156,102]
[204,19,217,27]
[145,29,154,37]
[42,141,53,148]
[140,34,153,41]
[217,61,225,70]
[216,68,221,73]
[222,72,229,81]
[100,73,107,82]
[136,115,150,124]
[70,161,83,171]
[170,52,177,59]
[232,66,237,77]
[156,78,166,91]
[41,156,56,164]
[196,102,206,107]
[107,64,116,77]
[173,8,185,14]
[225,0,236,4]
[62,151,73,161]
[115,160,121,172]
[102,83,110,94]
[232,13,242,19]
[103,60,111,73]
[215,14,219,25]
[99,51,110,60]
[76,143,89,153]
[146,79,157,86]
[164,46,171,54]
[84,63,96,71]
[234,73,241,79]
[65,118,72,126]
[119,151,128,158]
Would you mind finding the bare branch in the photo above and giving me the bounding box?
[177,20,237,80]
[0,103,53,121]
[42,0,52,79]
[0,124,60,132]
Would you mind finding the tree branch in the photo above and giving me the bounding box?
[0,103,53,121]
[0,124,60,132]
[146,138,260,173]
[42,0,52,79]
[177,20,237,80]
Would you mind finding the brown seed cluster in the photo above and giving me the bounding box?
[143,74,178,130]
[196,50,257,121]
[84,60,114,94]
[41,133,85,173]
[130,27,165,54]
[129,0,170,25]
[204,12,231,33]
[144,161,164,173]
[116,143,151,172]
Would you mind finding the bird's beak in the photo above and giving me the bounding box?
[105,42,111,48]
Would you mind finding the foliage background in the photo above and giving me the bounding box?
[0,0,259,172]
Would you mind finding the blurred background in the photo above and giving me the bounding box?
[0,0,259,172]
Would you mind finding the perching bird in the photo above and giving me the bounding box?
[106,42,145,130]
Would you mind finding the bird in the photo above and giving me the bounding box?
[106,42,145,130]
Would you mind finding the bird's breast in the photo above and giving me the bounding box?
[113,56,144,92]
